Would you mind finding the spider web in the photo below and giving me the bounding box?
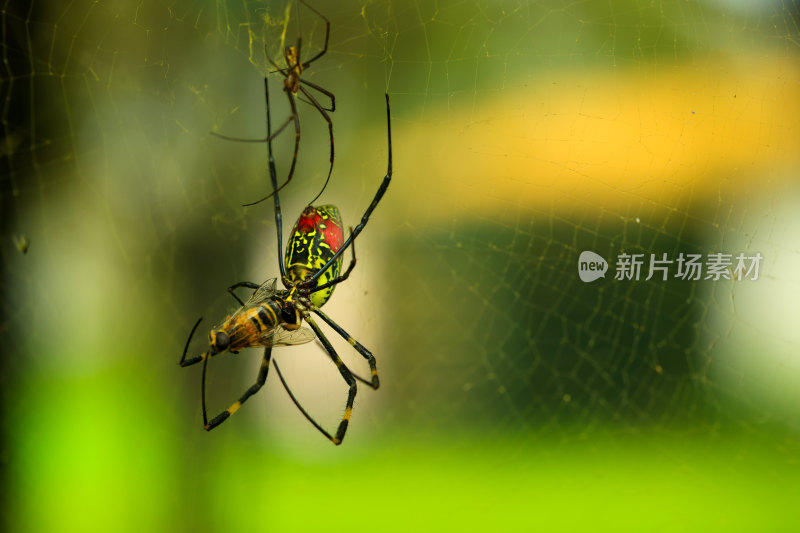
[2,0,800,531]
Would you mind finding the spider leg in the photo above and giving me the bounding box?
[262,77,287,280]
[180,318,212,367]
[297,79,335,111]
[209,51,284,144]
[209,113,294,145]
[271,359,337,442]
[243,88,300,207]
[310,227,356,294]
[312,307,379,389]
[227,281,261,305]
[295,85,334,205]
[264,42,283,73]
[181,353,211,367]
[268,66,290,76]
[203,347,273,431]
[297,0,330,68]
[275,315,356,445]
[308,94,392,286]
[209,131,267,143]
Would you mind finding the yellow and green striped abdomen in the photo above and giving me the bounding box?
[284,205,344,308]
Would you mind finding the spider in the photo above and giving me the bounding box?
[181,78,392,445]
[212,0,335,207]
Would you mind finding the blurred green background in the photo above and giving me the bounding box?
[2,0,799,531]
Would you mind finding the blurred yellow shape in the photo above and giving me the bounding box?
[399,55,800,214]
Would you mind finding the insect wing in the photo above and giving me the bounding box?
[244,278,278,306]
[265,325,316,347]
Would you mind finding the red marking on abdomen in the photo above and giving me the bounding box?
[323,220,344,252]
[295,207,321,234]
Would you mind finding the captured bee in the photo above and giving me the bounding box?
[179,279,315,431]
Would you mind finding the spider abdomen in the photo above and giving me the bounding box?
[285,204,344,308]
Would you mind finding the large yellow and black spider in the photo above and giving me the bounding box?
[181,80,392,445]
[213,0,336,207]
